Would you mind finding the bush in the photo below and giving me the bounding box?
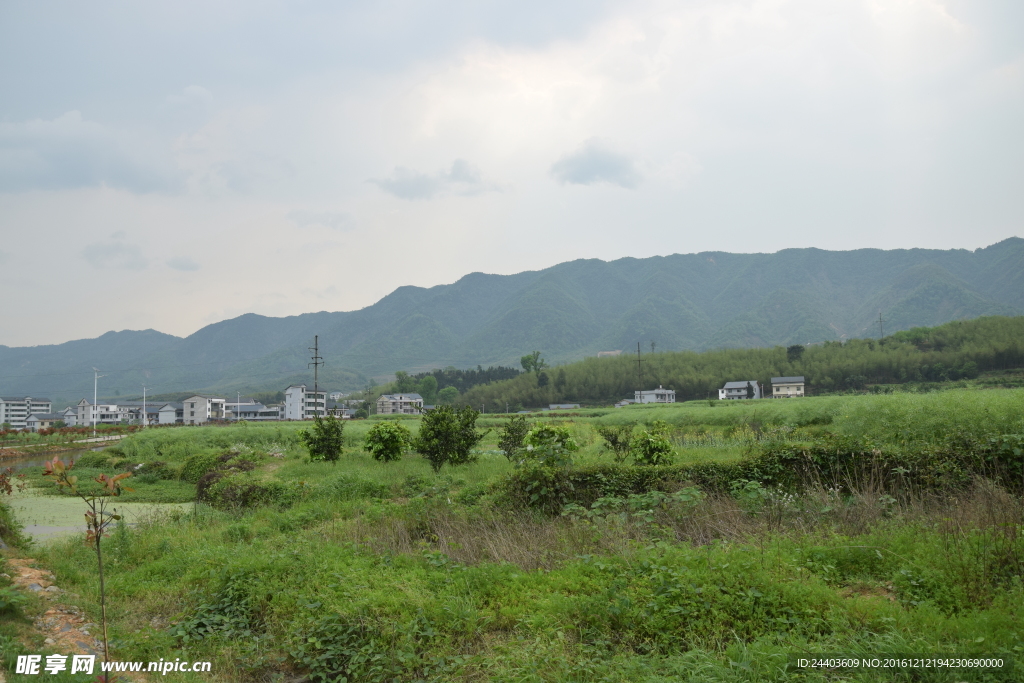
[596,423,634,462]
[497,415,530,462]
[631,421,674,466]
[521,424,578,468]
[298,415,345,463]
[201,473,302,510]
[413,406,484,473]
[73,452,110,468]
[180,451,222,484]
[364,421,411,462]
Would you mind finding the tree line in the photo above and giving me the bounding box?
[455,316,1024,409]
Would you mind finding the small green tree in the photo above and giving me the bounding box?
[437,386,459,405]
[631,420,674,465]
[596,423,635,463]
[497,415,530,462]
[394,371,418,393]
[43,457,132,672]
[522,424,578,468]
[364,421,411,462]
[417,375,438,404]
[298,415,345,463]
[520,351,547,374]
[413,405,484,473]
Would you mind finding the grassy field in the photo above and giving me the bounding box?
[1,389,1022,682]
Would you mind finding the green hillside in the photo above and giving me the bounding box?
[1,239,1022,405]
[458,315,1024,408]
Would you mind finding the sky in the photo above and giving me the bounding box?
[1,0,1022,348]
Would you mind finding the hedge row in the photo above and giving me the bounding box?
[494,432,1024,514]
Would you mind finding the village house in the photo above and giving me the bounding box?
[719,381,762,400]
[376,393,424,415]
[227,400,283,421]
[25,412,66,432]
[771,376,806,398]
[634,386,676,404]
[284,385,326,420]
[182,395,227,424]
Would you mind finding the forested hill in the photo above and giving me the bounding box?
[459,316,1024,408]
[1,238,1023,404]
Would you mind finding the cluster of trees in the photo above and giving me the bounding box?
[302,406,485,473]
[456,316,1024,409]
[385,365,523,405]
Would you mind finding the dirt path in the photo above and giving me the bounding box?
[5,559,104,656]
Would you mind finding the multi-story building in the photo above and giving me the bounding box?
[75,399,160,426]
[771,376,806,398]
[284,385,326,420]
[633,386,676,404]
[60,406,78,426]
[182,395,227,424]
[158,403,184,424]
[376,393,423,415]
[718,381,762,400]
[0,396,53,429]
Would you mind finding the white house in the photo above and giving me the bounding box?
[75,399,125,427]
[182,395,226,424]
[634,386,676,404]
[284,385,326,420]
[60,406,78,426]
[158,403,183,424]
[719,381,762,400]
[228,401,282,421]
[771,376,806,398]
[1,396,53,429]
[376,393,423,415]
[25,412,66,432]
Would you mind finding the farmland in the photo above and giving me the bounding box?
[1,389,1023,682]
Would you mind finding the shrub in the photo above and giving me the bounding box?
[298,415,345,463]
[201,473,301,510]
[180,451,222,484]
[364,421,411,462]
[596,423,634,462]
[73,452,110,468]
[631,431,674,466]
[497,415,530,462]
[521,424,578,468]
[413,405,484,473]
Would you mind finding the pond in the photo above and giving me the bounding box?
[3,447,193,541]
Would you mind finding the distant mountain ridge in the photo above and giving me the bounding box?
[2,238,1022,405]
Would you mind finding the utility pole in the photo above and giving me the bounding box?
[236,391,241,421]
[878,311,885,339]
[92,368,105,438]
[636,342,645,402]
[308,336,324,418]
[142,385,147,428]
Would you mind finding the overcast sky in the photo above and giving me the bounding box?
[1,0,1022,347]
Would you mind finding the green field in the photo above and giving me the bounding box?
[1,389,1023,682]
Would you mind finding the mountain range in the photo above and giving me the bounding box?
[2,238,1023,406]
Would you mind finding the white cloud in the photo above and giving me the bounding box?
[0,111,180,193]
[288,210,355,231]
[166,256,201,271]
[81,234,149,270]
[551,139,641,188]
[0,0,1022,347]
[369,159,495,200]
